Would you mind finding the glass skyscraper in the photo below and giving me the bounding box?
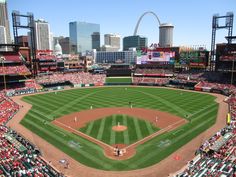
[69,21,100,54]
[91,32,100,51]
[123,35,148,51]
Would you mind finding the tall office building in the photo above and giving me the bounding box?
[103,34,120,51]
[0,26,7,51]
[69,21,100,54]
[34,19,51,50]
[0,26,6,44]
[123,35,147,51]
[91,32,100,51]
[59,37,70,54]
[93,49,136,65]
[104,34,120,48]
[0,0,11,44]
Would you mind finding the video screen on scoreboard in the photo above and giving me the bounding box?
[179,51,209,68]
[217,44,236,61]
[136,50,175,64]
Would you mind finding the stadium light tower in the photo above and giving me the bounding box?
[12,11,38,77]
[210,12,234,71]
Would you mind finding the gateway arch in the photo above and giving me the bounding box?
[133,11,174,47]
[133,11,161,36]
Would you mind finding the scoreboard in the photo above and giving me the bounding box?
[179,51,209,68]
[136,48,176,65]
[215,44,236,71]
[217,44,236,61]
[136,47,209,68]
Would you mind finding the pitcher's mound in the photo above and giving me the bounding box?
[112,125,127,132]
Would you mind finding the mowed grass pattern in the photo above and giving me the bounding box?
[21,87,218,171]
[79,114,159,145]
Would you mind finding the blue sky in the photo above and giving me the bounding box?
[8,0,236,50]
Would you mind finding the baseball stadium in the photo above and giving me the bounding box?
[0,6,236,177]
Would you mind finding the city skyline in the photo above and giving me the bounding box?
[7,0,236,50]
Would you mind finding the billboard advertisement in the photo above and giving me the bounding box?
[137,49,175,64]
[179,51,209,68]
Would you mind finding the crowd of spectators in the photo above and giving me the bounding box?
[0,93,64,176]
[37,54,57,60]
[134,69,204,87]
[1,64,236,176]
[0,93,19,125]
[4,80,42,97]
[24,80,42,90]
[175,71,229,83]
[195,81,236,93]
[176,91,236,177]
[175,71,204,81]
[36,72,106,86]
[133,69,236,93]
[0,53,22,62]
[0,65,31,75]
[0,125,64,177]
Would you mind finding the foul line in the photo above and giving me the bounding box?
[54,118,187,153]
[54,120,114,150]
[126,119,187,149]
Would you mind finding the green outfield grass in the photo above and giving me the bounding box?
[106,77,132,83]
[21,86,218,171]
[79,114,160,145]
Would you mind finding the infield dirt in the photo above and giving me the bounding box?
[52,107,187,160]
[7,89,227,177]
